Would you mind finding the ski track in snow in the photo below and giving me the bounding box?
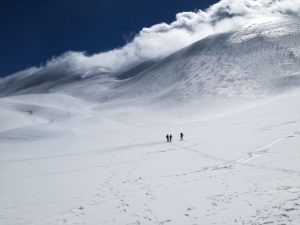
[0,141,163,165]
[3,132,298,181]
[166,133,300,178]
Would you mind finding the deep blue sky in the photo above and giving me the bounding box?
[0,0,218,76]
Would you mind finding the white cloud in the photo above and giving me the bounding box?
[5,0,300,78]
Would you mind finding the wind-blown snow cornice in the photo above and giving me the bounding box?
[2,0,300,80]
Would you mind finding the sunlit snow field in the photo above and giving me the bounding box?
[1,91,300,225]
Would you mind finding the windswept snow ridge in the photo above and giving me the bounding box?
[1,17,300,110]
[113,17,300,104]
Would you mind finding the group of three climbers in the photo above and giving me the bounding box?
[166,133,184,142]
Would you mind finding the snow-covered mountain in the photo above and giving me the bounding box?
[1,8,300,225]
[1,17,300,108]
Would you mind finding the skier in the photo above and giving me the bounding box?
[166,134,170,143]
[180,132,184,141]
[170,134,173,142]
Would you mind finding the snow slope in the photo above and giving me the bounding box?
[1,17,300,107]
[1,91,300,225]
[0,16,300,225]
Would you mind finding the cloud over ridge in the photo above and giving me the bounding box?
[4,0,300,79]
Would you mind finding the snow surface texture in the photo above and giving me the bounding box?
[1,16,300,225]
[1,17,300,105]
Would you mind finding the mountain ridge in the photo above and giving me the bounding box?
[1,16,300,108]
